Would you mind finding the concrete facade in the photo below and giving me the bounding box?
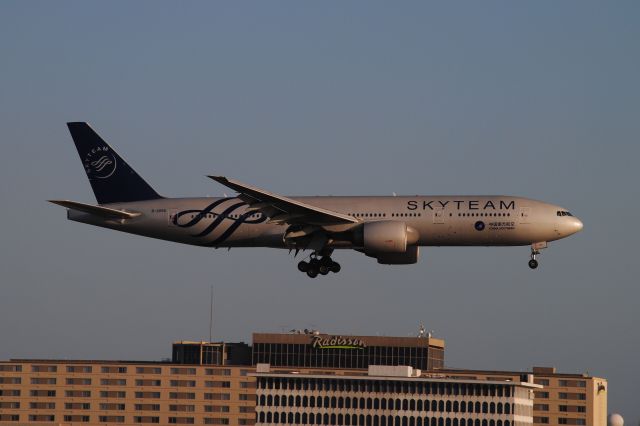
[253,364,539,426]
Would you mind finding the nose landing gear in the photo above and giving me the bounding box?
[297,255,341,278]
[528,242,547,269]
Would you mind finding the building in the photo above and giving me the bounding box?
[0,358,256,425]
[252,333,445,371]
[433,368,607,426]
[253,364,539,426]
[0,332,607,426]
[172,341,252,366]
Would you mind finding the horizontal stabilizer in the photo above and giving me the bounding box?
[48,200,141,220]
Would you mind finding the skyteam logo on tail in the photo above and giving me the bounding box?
[84,146,117,179]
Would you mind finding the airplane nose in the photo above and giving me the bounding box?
[570,217,584,234]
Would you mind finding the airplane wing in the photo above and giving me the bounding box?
[49,200,141,220]
[208,176,358,226]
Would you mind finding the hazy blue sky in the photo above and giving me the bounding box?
[1,0,638,421]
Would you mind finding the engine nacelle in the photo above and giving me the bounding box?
[376,246,420,265]
[361,221,419,254]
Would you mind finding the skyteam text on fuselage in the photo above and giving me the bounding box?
[50,123,584,278]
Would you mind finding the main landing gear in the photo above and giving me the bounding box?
[528,242,547,269]
[297,255,341,278]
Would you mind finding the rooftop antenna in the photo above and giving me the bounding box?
[209,285,214,343]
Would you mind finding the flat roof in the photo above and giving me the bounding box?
[251,371,541,389]
[436,367,594,379]
[253,333,445,348]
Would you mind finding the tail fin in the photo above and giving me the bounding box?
[67,122,163,204]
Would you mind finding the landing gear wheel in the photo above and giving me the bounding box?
[528,259,539,269]
[297,252,340,277]
[297,261,309,273]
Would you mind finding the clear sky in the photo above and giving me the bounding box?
[1,0,638,421]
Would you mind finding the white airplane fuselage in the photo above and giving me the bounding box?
[68,195,582,249]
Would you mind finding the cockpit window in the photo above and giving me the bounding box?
[556,211,573,217]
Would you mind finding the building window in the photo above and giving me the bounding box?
[28,415,55,422]
[135,404,160,411]
[136,367,162,374]
[206,368,231,376]
[99,416,125,423]
[31,377,56,385]
[135,392,161,399]
[0,390,20,397]
[533,417,549,424]
[66,378,91,385]
[0,402,20,409]
[101,366,127,373]
[0,415,19,422]
[65,403,90,410]
[169,392,196,399]
[65,390,91,397]
[136,379,162,386]
[99,403,125,410]
[30,402,55,409]
[100,391,126,398]
[205,393,231,401]
[30,390,56,397]
[0,365,22,372]
[204,419,229,425]
[170,405,195,412]
[206,381,231,388]
[63,415,90,422]
[205,405,230,413]
[31,365,57,372]
[559,392,586,400]
[170,380,196,387]
[133,416,160,423]
[67,365,92,373]
[558,419,587,425]
[168,417,195,424]
[170,368,197,375]
[101,378,126,386]
[559,380,587,388]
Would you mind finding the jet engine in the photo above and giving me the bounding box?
[357,221,420,255]
[376,246,420,264]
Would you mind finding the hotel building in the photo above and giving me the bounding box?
[0,332,606,426]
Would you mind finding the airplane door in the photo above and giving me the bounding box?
[168,209,178,226]
[433,208,445,224]
[519,207,531,224]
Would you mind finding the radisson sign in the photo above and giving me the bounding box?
[311,335,367,350]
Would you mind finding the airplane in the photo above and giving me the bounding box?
[50,122,584,278]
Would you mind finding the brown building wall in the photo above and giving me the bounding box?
[0,361,256,426]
